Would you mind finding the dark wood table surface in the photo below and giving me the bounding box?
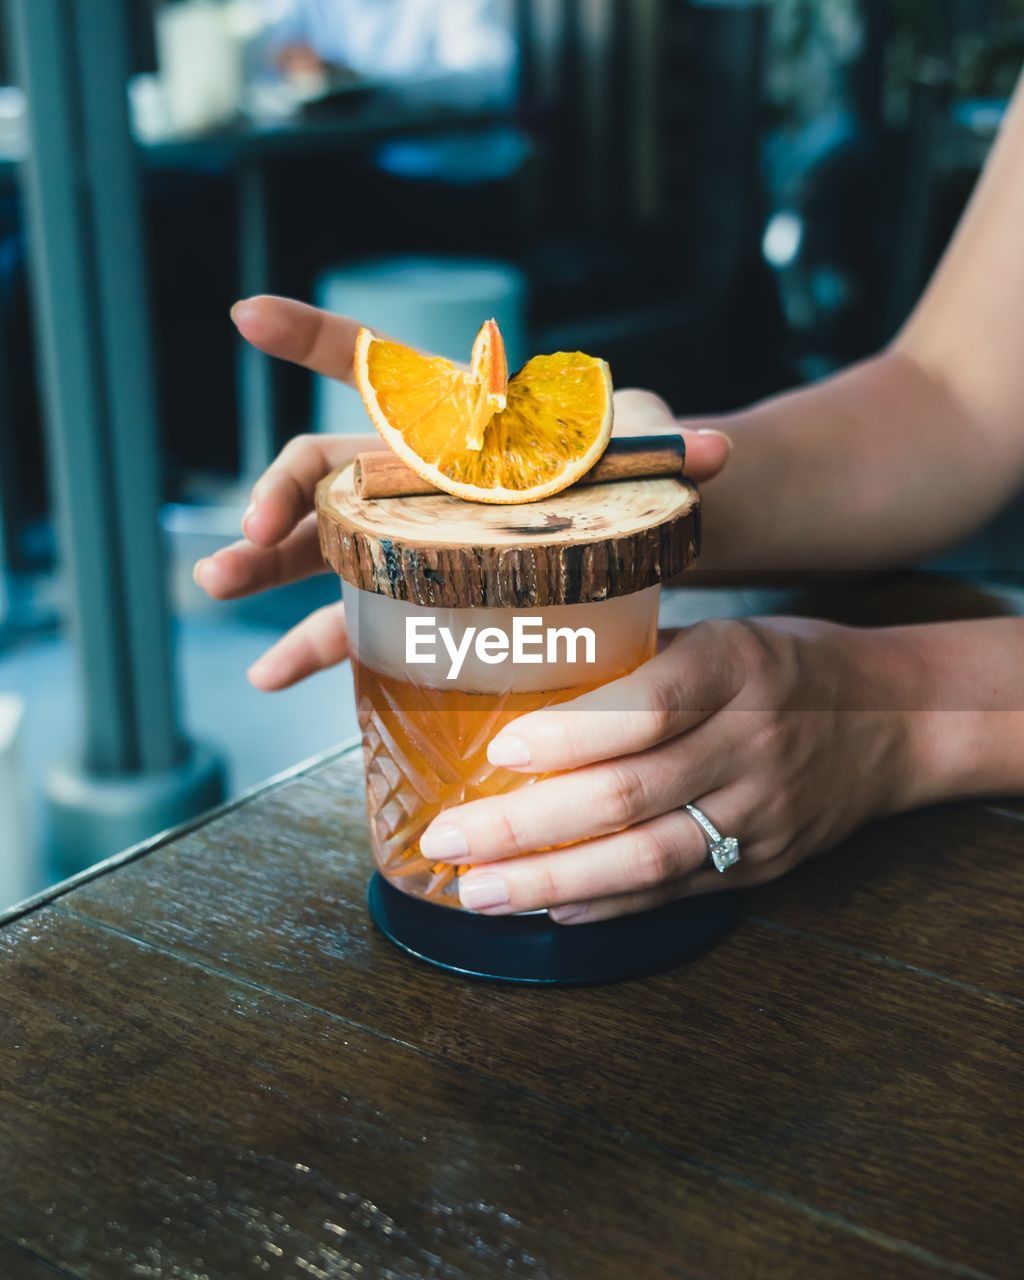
[2,580,1023,1280]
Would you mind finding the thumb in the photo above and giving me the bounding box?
[679,427,732,482]
[613,389,732,481]
[612,388,677,434]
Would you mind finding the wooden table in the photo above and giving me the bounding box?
[2,580,1023,1279]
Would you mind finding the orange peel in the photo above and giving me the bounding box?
[353,319,613,504]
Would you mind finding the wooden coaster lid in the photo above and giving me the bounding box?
[316,464,700,607]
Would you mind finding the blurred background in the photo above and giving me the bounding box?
[0,0,1021,907]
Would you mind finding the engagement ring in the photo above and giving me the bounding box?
[684,803,741,873]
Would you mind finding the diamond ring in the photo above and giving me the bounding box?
[684,804,741,874]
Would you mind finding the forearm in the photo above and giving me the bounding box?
[690,348,1023,575]
[848,617,1024,807]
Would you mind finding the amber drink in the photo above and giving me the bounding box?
[345,585,660,906]
[315,461,700,914]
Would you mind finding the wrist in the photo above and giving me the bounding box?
[759,618,927,815]
[824,623,943,814]
[849,623,1024,807]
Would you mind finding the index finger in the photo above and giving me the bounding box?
[231,295,386,384]
[231,296,397,546]
[486,622,744,773]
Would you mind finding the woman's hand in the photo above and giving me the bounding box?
[193,295,732,690]
[417,618,928,920]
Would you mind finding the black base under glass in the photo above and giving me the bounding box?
[368,872,740,986]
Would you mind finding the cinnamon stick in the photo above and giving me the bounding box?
[353,434,685,500]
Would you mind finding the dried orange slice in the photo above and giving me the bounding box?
[353,319,613,504]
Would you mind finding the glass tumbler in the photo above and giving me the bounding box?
[343,583,661,905]
[316,459,700,913]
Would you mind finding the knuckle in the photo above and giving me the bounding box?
[689,618,779,702]
[688,617,741,659]
[596,761,648,828]
[613,388,675,434]
[272,435,322,480]
[286,432,319,456]
[746,711,784,755]
[272,437,303,469]
[491,802,532,854]
[640,678,678,737]
[730,619,780,679]
[628,829,678,886]
[534,859,570,907]
[615,387,673,414]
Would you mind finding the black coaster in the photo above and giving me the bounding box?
[367,872,740,986]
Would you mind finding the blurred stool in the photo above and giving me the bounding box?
[313,256,527,436]
[0,694,32,909]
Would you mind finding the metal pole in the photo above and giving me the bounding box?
[7,0,225,869]
[237,160,279,477]
[74,0,185,770]
[0,309,18,619]
[6,0,134,772]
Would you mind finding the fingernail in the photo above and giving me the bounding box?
[459,874,510,911]
[241,502,256,534]
[230,299,257,327]
[696,428,733,446]
[487,734,531,768]
[194,558,225,595]
[420,824,469,860]
[247,655,278,687]
[549,904,588,925]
